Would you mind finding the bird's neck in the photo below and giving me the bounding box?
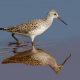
[45,14,54,27]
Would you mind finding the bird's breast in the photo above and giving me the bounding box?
[28,24,50,36]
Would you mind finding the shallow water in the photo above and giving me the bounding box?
[0,38,80,80]
[0,0,80,80]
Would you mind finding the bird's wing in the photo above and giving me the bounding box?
[3,20,41,33]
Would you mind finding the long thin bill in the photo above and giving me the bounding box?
[57,17,67,25]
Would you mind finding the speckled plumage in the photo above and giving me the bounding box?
[2,45,71,74]
[0,9,67,43]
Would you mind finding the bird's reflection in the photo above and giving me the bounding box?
[2,45,71,74]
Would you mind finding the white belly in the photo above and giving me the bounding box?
[28,26,49,36]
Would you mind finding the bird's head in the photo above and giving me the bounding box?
[47,9,67,25]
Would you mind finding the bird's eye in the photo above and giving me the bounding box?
[54,13,56,15]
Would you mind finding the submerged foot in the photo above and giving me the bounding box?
[8,41,21,46]
[17,41,21,44]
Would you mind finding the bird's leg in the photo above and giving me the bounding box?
[12,33,20,44]
[32,42,34,46]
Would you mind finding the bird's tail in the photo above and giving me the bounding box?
[0,28,4,30]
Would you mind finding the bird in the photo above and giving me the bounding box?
[0,9,67,45]
[2,45,71,74]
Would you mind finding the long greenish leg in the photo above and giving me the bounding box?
[12,33,20,44]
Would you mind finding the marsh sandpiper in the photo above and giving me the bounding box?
[0,9,67,45]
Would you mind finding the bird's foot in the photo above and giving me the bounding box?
[17,41,21,45]
[8,41,21,46]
